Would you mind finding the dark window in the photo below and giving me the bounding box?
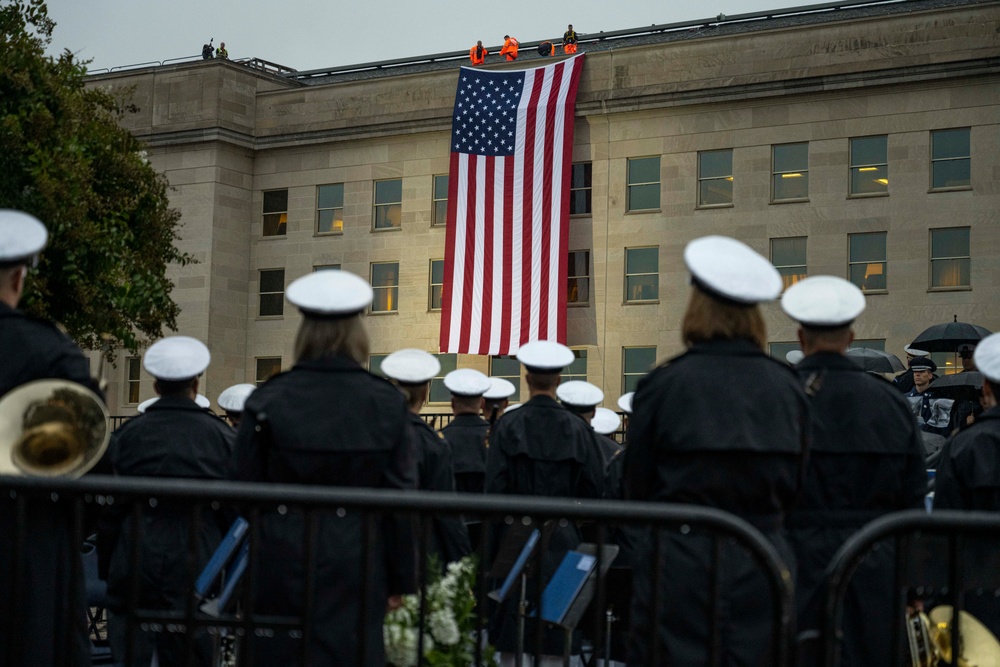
[768,342,801,362]
[698,149,734,206]
[622,347,656,394]
[849,136,888,195]
[771,237,807,291]
[930,227,970,288]
[570,163,592,215]
[627,157,660,211]
[429,260,444,311]
[317,184,344,233]
[849,339,886,351]
[625,247,659,302]
[772,143,808,201]
[259,269,285,317]
[848,232,887,292]
[369,354,388,377]
[374,179,402,230]
[432,175,449,226]
[490,355,521,401]
[429,354,457,403]
[126,357,141,404]
[931,128,971,190]
[567,251,590,305]
[255,358,282,385]
[313,264,342,272]
[263,189,288,236]
[561,350,587,383]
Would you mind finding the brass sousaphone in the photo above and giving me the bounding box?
[908,605,1000,667]
[0,379,110,478]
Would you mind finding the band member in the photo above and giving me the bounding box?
[557,380,619,466]
[482,377,516,422]
[440,368,492,494]
[216,383,255,428]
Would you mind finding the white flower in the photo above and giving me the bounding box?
[429,609,461,646]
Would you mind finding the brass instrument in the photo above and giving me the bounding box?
[0,379,110,478]
[908,605,1000,667]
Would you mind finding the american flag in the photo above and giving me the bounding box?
[439,55,585,355]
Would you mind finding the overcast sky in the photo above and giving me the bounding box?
[42,0,810,73]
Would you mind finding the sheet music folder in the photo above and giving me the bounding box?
[487,525,541,603]
[195,516,249,600]
[533,543,619,630]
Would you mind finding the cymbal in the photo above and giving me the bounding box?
[929,606,1000,667]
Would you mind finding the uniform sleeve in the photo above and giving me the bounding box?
[384,402,418,595]
[577,430,606,499]
[932,439,965,509]
[230,407,269,482]
[622,379,657,501]
[484,421,510,495]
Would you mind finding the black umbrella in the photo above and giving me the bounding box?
[909,316,992,353]
[929,371,983,401]
[845,347,905,373]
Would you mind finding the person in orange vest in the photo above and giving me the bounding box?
[469,40,487,66]
[563,24,578,54]
[499,35,519,61]
[537,41,555,57]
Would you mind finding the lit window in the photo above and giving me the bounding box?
[848,232,887,292]
[930,351,962,376]
[931,128,971,190]
[771,237,807,290]
[489,355,521,401]
[622,347,656,394]
[432,175,449,227]
[768,342,801,362]
[627,157,660,211]
[370,262,399,312]
[567,250,590,305]
[849,136,888,195]
[698,149,734,206]
[263,189,288,236]
[429,260,444,311]
[561,350,588,383]
[259,269,285,317]
[772,143,808,201]
[255,358,281,386]
[625,247,659,302]
[429,354,457,403]
[930,227,970,288]
[570,163,592,215]
[126,357,141,404]
[313,264,341,272]
[374,179,402,230]
[317,184,344,234]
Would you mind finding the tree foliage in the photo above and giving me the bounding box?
[0,0,191,354]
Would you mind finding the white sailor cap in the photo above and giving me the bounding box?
[217,383,256,413]
[786,350,805,365]
[444,368,491,397]
[515,340,575,373]
[591,407,621,436]
[484,377,516,400]
[0,210,47,265]
[138,394,211,413]
[685,235,783,304]
[974,333,1000,383]
[285,270,373,317]
[617,392,634,415]
[556,380,604,409]
[781,275,865,328]
[381,349,440,385]
[143,336,210,381]
[904,346,929,357]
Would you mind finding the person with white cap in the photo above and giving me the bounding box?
[892,345,931,393]
[439,368,492,495]
[933,332,1000,638]
[229,270,416,666]
[382,350,470,565]
[780,275,925,667]
[101,335,235,666]
[590,407,623,464]
[557,380,619,466]
[216,383,256,428]
[905,356,954,442]
[0,212,98,666]
[481,376,516,422]
[622,236,808,666]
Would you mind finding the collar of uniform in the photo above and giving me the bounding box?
[975,405,1000,423]
[524,394,562,409]
[687,338,765,357]
[796,351,865,373]
[407,411,435,433]
[450,413,488,427]
[294,355,365,373]
[145,395,204,412]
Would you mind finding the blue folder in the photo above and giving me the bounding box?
[537,550,597,626]
[195,517,249,600]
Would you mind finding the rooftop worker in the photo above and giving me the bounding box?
[537,40,555,57]
[229,269,416,666]
[499,34,519,61]
[215,41,228,59]
[557,380,618,466]
[562,24,578,54]
[0,210,100,667]
[469,40,488,65]
[780,275,925,667]
[217,383,256,428]
[101,335,235,667]
[622,235,808,666]
[482,376,516,423]
[440,368,492,494]
[382,350,470,566]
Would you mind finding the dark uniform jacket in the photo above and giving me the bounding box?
[441,413,490,494]
[596,433,622,468]
[0,303,97,667]
[231,355,417,666]
[409,413,471,565]
[788,352,925,667]
[622,338,808,666]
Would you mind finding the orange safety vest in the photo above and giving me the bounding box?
[500,37,519,61]
[563,43,578,55]
[469,45,487,65]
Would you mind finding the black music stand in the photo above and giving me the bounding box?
[488,524,542,667]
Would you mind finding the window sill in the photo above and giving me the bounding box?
[860,289,888,296]
[928,286,972,293]
[928,186,972,194]
[368,310,399,316]
[625,208,661,215]
[259,234,287,241]
[431,223,447,229]
[314,231,344,237]
[569,213,593,219]
[256,315,285,321]
[568,302,590,308]
[624,299,659,306]
[696,203,734,210]
[427,308,442,313]
[770,198,810,205]
[371,226,403,233]
[847,192,889,200]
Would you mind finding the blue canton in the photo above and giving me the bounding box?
[452,70,524,157]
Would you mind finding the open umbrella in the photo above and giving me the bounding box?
[845,347,905,374]
[929,371,983,402]
[909,316,992,353]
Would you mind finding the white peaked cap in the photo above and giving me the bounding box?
[143,336,210,381]
[0,210,47,263]
[484,377,516,400]
[974,333,1000,382]
[286,270,373,316]
[904,346,929,357]
[685,235,783,304]
[786,350,805,365]
[617,392,634,414]
[556,380,604,408]
[444,368,491,397]
[381,349,440,384]
[515,340,575,372]
[138,394,210,413]
[782,275,866,328]
[591,407,621,435]
[218,384,256,412]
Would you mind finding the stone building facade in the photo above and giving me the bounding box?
[93,0,1000,412]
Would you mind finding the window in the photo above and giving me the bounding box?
[849,136,888,195]
[930,227,970,288]
[930,351,962,376]
[627,157,659,211]
[848,232,887,292]
[768,342,801,362]
[622,347,656,394]
[263,189,288,236]
[567,250,590,305]
[561,350,587,384]
[849,339,886,351]
[931,128,971,190]
[570,163,592,215]
[316,184,344,234]
[313,264,341,272]
[125,356,141,404]
[432,175,448,226]
[490,355,522,402]
[259,269,285,317]
[698,149,734,206]
[772,143,808,201]
[373,179,402,230]
[771,237,807,290]
[429,354,457,403]
[369,354,388,377]
[370,262,399,312]
[625,247,659,302]
[255,358,281,386]
[429,260,444,311]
